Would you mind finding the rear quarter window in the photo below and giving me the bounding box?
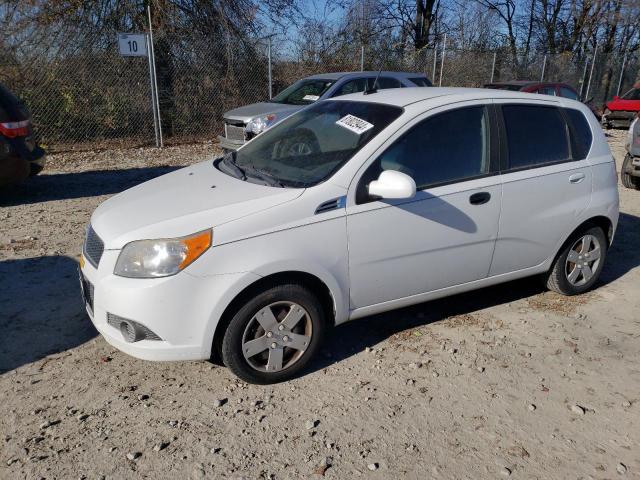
[502,105,570,170]
[564,108,593,160]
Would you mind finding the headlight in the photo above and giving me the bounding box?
[246,114,277,135]
[114,230,212,278]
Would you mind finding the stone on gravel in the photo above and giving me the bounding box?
[213,398,227,408]
[617,463,627,475]
[367,462,379,471]
[126,452,141,461]
[500,466,512,476]
[571,405,585,415]
[528,404,536,411]
[622,400,631,408]
[153,442,169,452]
[305,419,318,430]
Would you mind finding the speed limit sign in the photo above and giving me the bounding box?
[118,33,147,57]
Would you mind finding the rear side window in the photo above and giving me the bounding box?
[502,105,570,169]
[565,108,593,159]
[559,87,579,100]
[377,77,402,89]
[408,77,432,87]
[333,78,367,97]
[0,83,29,121]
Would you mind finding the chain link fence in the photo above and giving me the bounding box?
[1,34,638,153]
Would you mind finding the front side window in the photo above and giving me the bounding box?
[231,100,403,187]
[621,88,640,100]
[559,87,579,100]
[408,77,432,87]
[270,79,334,105]
[357,106,490,201]
[538,86,556,96]
[333,79,368,97]
[502,105,570,169]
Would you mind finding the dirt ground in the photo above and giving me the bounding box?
[1,132,639,480]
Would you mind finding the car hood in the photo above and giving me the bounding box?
[91,159,304,249]
[224,102,302,123]
[606,99,640,111]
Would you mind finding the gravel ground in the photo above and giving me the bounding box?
[1,133,639,480]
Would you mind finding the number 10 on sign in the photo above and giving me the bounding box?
[118,33,148,57]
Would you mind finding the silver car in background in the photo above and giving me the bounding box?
[218,71,432,151]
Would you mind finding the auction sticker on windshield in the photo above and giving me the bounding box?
[336,114,374,135]
[303,95,320,101]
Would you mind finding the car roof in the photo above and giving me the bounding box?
[486,81,574,89]
[329,87,574,107]
[305,71,428,81]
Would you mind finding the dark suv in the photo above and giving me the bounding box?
[0,82,46,185]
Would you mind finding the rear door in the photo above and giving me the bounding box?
[489,102,593,276]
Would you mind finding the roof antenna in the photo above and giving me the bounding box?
[364,69,382,95]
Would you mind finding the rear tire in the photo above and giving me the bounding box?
[221,283,326,384]
[29,163,44,177]
[543,226,607,296]
[621,154,640,190]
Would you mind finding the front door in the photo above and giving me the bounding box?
[346,104,502,309]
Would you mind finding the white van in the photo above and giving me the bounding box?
[80,88,619,384]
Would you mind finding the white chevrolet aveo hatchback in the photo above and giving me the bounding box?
[80,88,619,384]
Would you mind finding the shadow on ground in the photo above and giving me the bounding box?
[0,166,180,206]
[0,255,96,373]
[309,211,640,375]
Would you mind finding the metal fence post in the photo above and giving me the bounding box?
[490,52,497,83]
[585,44,598,101]
[540,55,547,81]
[579,59,589,99]
[432,44,437,82]
[146,34,159,148]
[617,53,627,96]
[438,33,446,87]
[147,5,163,148]
[360,45,364,71]
[267,37,273,99]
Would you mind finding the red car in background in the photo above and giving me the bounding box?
[602,83,640,129]
[484,81,600,118]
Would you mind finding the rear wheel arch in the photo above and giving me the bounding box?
[211,271,336,363]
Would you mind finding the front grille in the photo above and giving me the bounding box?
[80,273,94,312]
[225,123,246,142]
[84,226,104,268]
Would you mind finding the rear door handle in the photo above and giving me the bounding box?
[569,173,586,183]
[469,192,491,205]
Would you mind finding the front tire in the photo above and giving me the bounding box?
[544,226,607,296]
[221,283,326,384]
[621,154,640,190]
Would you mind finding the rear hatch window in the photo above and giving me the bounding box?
[0,83,30,122]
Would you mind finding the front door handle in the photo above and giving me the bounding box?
[569,172,586,184]
[469,192,491,205]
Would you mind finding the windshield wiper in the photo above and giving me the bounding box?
[222,152,246,180]
[244,165,284,187]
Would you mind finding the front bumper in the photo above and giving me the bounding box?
[80,249,259,361]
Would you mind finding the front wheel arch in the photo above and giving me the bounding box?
[211,271,336,364]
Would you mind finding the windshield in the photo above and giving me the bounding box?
[622,88,640,100]
[270,79,334,105]
[231,100,403,187]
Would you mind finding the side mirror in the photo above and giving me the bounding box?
[368,170,416,200]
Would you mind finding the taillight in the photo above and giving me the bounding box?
[0,119,30,138]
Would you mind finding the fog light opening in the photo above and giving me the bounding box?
[120,321,140,343]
